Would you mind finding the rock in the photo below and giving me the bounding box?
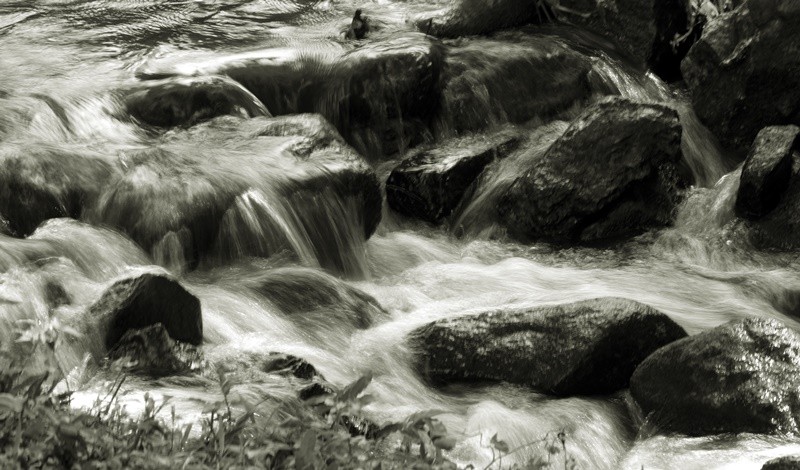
[261,352,319,380]
[630,317,800,436]
[0,145,117,236]
[125,75,269,128]
[107,323,202,377]
[386,129,521,224]
[763,456,800,470]
[735,125,799,220]
[87,271,203,352]
[409,297,687,396]
[246,267,386,329]
[497,97,685,243]
[681,0,800,152]
[440,34,593,133]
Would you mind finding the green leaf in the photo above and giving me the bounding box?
[338,372,373,403]
[295,429,317,470]
[0,393,23,414]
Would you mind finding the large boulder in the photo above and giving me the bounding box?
[0,145,117,236]
[125,75,269,128]
[87,271,203,353]
[497,97,685,243]
[735,125,799,220]
[681,0,800,153]
[440,34,594,133]
[630,317,800,436]
[244,267,387,329]
[409,297,687,396]
[386,128,521,224]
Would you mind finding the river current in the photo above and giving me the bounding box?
[1,1,799,468]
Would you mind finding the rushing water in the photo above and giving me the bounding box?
[2,1,800,469]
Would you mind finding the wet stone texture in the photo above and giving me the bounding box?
[408,297,687,396]
[631,317,800,436]
[735,125,799,220]
[88,271,203,352]
[386,128,521,224]
[681,0,800,153]
[497,96,685,244]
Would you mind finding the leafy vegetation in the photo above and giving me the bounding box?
[0,319,575,469]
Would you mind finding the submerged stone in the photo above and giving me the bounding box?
[409,297,686,396]
[125,75,269,128]
[631,317,800,436]
[498,97,685,243]
[261,352,319,380]
[735,125,799,220]
[88,271,202,352]
[386,128,521,224]
[763,456,800,470]
[681,0,800,152]
[246,266,386,329]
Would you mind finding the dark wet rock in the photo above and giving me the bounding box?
[763,456,800,470]
[345,9,369,40]
[441,35,593,133]
[261,352,319,380]
[108,323,202,377]
[735,125,799,220]
[246,267,386,329]
[681,0,800,152]
[409,297,687,396]
[125,75,269,128]
[0,145,117,236]
[497,97,685,243]
[88,271,202,351]
[386,129,522,224]
[742,155,800,251]
[631,317,800,436]
[138,34,444,158]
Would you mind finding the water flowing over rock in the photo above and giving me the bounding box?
[107,323,202,377]
[87,271,202,352]
[409,297,687,396]
[245,267,387,329]
[497,97,685,243]
[88,115,381,275]
[386,129,522,224]
[681,0,800,153]
[735,125,799,220]
[125,75,270,128]
[140,34,444,158]
[630,317,800,436]
[0,145,117,237]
